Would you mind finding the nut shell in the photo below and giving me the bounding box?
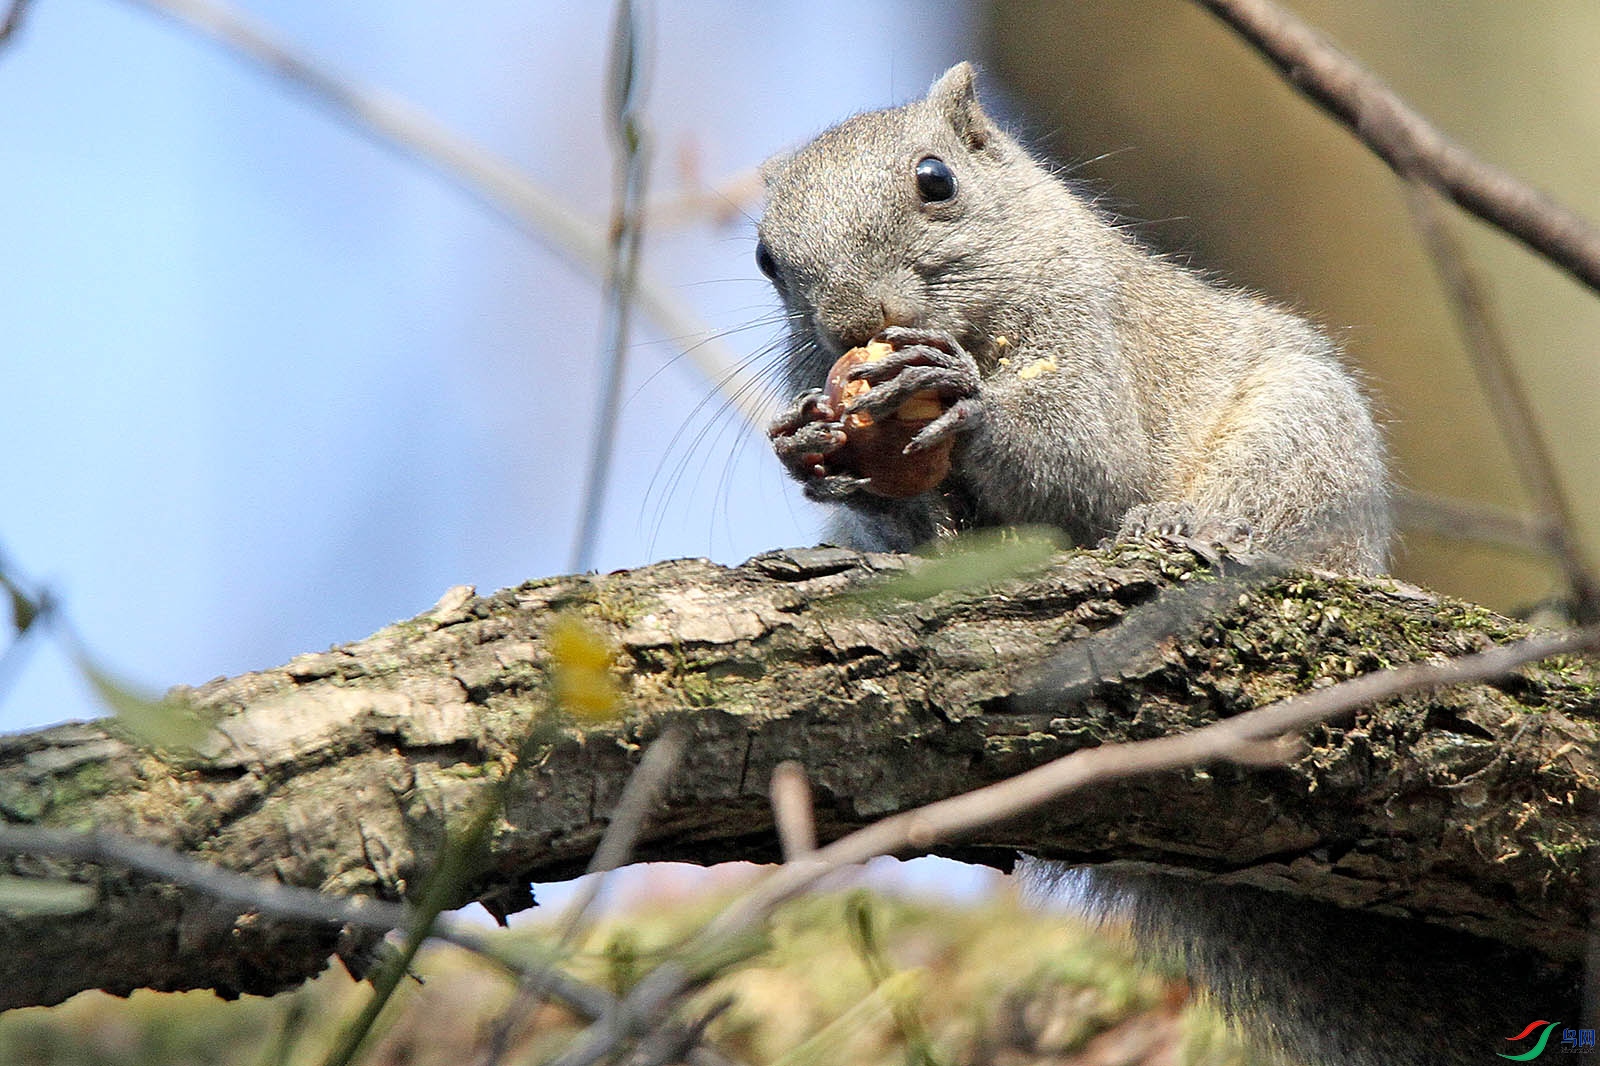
[819,341,953,498]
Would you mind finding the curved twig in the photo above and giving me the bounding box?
[1401,182,1600,621]
[1195,0,1600,295]
[573,0,654,572]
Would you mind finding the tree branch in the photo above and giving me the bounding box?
[0,543,1594,1010]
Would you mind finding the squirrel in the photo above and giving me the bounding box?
[758,64,1572,1065]
[762,61,1389,575]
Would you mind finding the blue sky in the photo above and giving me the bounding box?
[0,0,972,733]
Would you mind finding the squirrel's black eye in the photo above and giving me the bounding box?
[914,156,957,203]
[755,240,779,281]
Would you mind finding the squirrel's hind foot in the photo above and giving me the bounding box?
[1114,502,1255,567]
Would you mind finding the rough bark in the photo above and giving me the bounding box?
[0,542,1594,1011]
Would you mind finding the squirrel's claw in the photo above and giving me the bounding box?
[842,364,979,419]
[905,397,983,453]
[767,388,829,437]
[769,388,850,485]
[802,473,874,501]
[848,344,943,383]
[842,326,982,424]
[771,419,846,472]
[1116,502,1256,567]
[858,328,980,379]
[874,326,968,358]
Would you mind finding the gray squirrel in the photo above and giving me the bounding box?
[759,63,1571,1065]
[762,61,1388,575]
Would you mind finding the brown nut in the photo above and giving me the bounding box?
[818,340,953,498]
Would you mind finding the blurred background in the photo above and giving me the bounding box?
[1,0,1596,736]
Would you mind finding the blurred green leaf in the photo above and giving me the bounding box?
[0,875,96,916]
[0,572,40,635]
[854,526,1066,604]
[846,890,888,982]
[76,654,212,749]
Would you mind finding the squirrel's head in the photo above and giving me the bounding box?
[757,62,1043,391]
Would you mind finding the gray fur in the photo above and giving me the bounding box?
[760,62,1390,573]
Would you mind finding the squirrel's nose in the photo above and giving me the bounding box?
[821,283,924,350]
[834,293,920,347]
[879,294,920,330]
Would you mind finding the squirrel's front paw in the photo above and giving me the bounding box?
[848,326,984,453]
[769,388,847,477]
[772,333,977,500]
[767,388,876,499]
[1116,502,1254,561]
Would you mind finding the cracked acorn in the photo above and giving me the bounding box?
[817,339,955,498]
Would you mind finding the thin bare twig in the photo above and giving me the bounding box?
[482,726,689,1066]
[123,0,762,427]
[634,996,739,1066]
[0,823,421,932]
[1401,181,1600,622]
[1194,0,1600,295]
[545,961,698,1066]
[567,724,686,905]
[0,823,621,1020]
[714,625,1599,937]
[0,0,31,45]
[549,624,1600,1065]
[1394,488,1550,558]
[573,0,653,573]
[645,166,762,231]
[769,761,816,860]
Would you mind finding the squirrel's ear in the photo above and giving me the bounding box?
[926,61,995,151]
